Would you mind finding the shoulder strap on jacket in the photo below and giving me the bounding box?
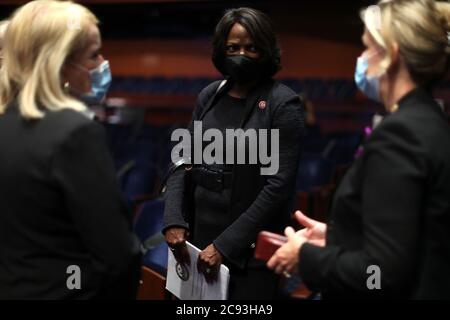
[216,80,227,93]
[199,79,229,120]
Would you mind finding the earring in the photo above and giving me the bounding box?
[63,82,70,93]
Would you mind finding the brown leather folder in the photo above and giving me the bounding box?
[254,231,287,262]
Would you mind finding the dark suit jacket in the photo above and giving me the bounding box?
[163,78,304,269]
[0,105,140,299]
[299,87,450,299]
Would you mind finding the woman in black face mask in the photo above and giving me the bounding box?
[215,8,280,98]
[163,7,304,299]
[221,25,264,90]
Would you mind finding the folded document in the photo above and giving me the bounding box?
[166,241,230,300]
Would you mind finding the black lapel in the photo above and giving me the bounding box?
[239,79,275,127]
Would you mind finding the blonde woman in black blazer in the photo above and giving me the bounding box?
[268,0,450,299]
[0,1,139,299]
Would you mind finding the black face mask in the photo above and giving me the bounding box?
[224,55,263,84]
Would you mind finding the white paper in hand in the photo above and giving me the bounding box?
[166,241,230,300]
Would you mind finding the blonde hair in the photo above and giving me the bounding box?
[0,20,9,52]
[361,0,450,87]
[0,0,99,119]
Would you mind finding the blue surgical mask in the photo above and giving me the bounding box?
[78,60,112,105]
[354,55,381,103]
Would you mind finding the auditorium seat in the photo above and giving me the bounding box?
[137,266,170,300]
[133,199,168,275]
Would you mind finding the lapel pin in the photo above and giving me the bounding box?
[258,101,267,110]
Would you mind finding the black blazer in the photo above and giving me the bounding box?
[299,88,450,299]
[163,79,304,269]
[0,105,140,299]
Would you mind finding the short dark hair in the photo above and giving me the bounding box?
[212,7,281,79]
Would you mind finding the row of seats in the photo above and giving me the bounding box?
[110,76,450,97]
[103,122,176,206]
[296,130,363,222]
[109,77,359,100]
[103,122,362,210]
